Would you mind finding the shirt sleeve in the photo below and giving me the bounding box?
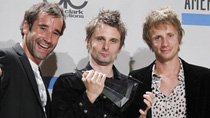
[0,49,10,98]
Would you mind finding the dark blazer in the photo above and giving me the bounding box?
[0,43,51,118]
[129,58,210,118]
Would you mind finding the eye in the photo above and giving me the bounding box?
[97,37,104,41]
[110,39,117,43]
[53,31,60,36]
[169,34,173,38]
[40,27,46,31]
[154,36,161,40]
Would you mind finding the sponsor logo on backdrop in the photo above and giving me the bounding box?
[184,0,210,10]
[183,0,210,26]
[43,0,88,18]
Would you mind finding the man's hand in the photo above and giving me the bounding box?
[138,92,154,118]
[82,70,106,103]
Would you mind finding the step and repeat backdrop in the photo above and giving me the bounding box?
[1,0,210,92]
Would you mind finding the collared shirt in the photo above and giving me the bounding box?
[151,60,187,118]
[28,59,47,115]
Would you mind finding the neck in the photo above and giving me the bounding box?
[155,57,180,77]
[89,59,114,78]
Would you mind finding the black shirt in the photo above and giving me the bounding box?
[52,63,138,118]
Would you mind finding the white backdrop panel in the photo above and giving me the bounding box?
[0,0,209,78]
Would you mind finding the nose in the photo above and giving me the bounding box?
[103,41,109,50]
[162,37,169,47]
[43,32,52,43]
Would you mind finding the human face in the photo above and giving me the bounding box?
[87,24,121,66]
[23,12,63,64]
[150,24,180,62]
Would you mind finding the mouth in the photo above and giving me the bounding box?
[161,49,171,53]
[100,52,110,57]
[37,42,51,53]
[38,43,49,49]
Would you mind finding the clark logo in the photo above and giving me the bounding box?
[43,0,88,18]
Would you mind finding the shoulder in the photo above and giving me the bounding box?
[181,59,210,84]
[55,72,82,85]
[0,47,18,66]
[189,64,210,72]
[57,72,81,82]
[59,72,78,78]
[119,72,129,79]
[0,47,13,56]
[0,43,23,60]
[129,62,154,77]
[181,59,210,74]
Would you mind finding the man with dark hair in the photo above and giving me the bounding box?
[0,2,66,118]
[129,7,210,118]
[52,10,153,118]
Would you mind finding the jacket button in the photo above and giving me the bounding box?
[79,102,83,106]
[134,83,138,87]
[84,109,88,113]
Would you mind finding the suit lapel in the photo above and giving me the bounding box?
[182,59,200,118]
[12,43,43,108]
[133,62,154,118]
[141,62,154,90]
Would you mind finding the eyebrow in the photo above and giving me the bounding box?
[111,38,120,41]
[96,35,120,40]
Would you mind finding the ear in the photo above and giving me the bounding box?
[23,21,29,35]
[117,47,122,54]
[85,36,90,49]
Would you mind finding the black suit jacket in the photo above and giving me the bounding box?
[129,58,210,118]
[0,43,51,118]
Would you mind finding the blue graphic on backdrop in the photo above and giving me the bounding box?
[43,77,57,89]
[182,13,210,26]
[183,0,210,26]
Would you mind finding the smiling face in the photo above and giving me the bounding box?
[150,23,180,62]
[22,12,63,64]
[86,24,121,66]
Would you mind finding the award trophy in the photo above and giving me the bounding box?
[103,76,139,111]
[76,69,139,112]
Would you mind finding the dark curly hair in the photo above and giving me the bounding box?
[86,9,127,49]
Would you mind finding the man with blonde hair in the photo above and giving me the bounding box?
[129,7,210,118]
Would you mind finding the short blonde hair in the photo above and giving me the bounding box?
[143,7,184,49]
